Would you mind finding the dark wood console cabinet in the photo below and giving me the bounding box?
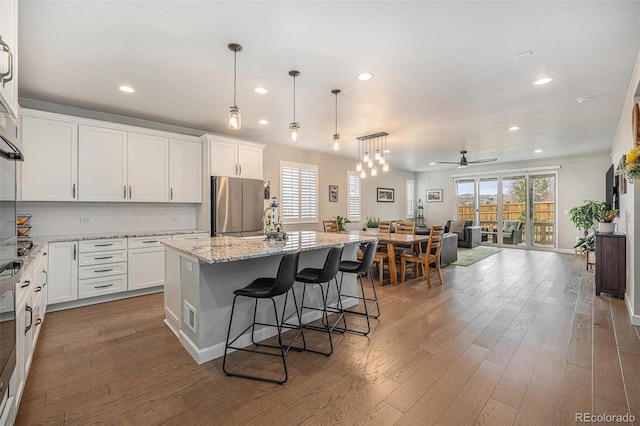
[595,233,626,298]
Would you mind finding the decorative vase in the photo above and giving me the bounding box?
[366,227,379,235]
[598,222,615,233]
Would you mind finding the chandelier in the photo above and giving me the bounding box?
[356,132,389,178]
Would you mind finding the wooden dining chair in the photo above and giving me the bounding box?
[322,219,339,233]
[400,224,445,288]
[378,221,392,235]
[394,220,418,277]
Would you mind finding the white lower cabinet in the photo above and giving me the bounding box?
[15,248,48,417]
[47,241,78,304]
[127,236,170,291]
[77,238,127,299]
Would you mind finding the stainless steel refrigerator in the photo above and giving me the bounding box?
[211,176,264,237]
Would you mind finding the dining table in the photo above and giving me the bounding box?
[347,230,432,286]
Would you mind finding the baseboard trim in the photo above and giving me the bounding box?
[625,294,640,326]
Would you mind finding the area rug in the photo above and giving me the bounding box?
[452,246,502,266]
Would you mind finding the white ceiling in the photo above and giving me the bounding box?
[18,1,640,172]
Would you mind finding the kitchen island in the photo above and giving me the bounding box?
[161,231,376,364]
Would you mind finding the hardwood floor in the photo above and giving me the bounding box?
[17,249,640,425]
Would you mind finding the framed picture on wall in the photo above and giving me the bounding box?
[426,189,443,202]
[329,185,338,202]
[377,187,394,202]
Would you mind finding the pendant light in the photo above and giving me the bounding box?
[288,70,300,142]
[331,89,341,151]
[356,132,390,178]
[228,43,242,130]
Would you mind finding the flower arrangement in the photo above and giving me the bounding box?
[625,146,640,180]
[365,213,380,229]
[335,215,351,231]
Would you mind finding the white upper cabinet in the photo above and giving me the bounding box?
[78,125,128,202]
[207,135,264,179]
[0,0,18,117]
[128,132,169,202]
[21,116,78,201]
[169,138,202,203]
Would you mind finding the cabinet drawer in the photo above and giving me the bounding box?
[128,235,170,249]
[79,238,127,253]
[78,249,127,266]
[79,275,126,299]
[171,232,209,240]
[79,262,127,280]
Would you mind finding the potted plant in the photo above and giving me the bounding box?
[569,201,618,254]
[365,213,380,234]
[335,215,351,232]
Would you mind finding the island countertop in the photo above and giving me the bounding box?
[160,230,376,264]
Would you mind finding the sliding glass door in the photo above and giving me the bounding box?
[454,172,556,249]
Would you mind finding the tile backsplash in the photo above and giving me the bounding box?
[19,202,198,237]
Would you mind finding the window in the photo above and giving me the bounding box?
[406,179,415,218]
[280,161,318,224]
[347,170,361,221]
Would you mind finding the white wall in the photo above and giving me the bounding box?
[611,48,640,325]
[416,151,611,251]
[263,144,416,231]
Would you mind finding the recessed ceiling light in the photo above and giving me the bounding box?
[576,96,591,104]
[118,85,135,93]
[534,149,542,153]
[533,77,554,85]
[255,87,268,94]
[429,162,436,166]
[508,126,520,131]
[258,119,269,125]
[357,72,373,81]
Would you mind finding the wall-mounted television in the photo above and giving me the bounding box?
[605,164,619,210]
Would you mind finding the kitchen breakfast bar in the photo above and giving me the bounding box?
[161,231,376,364]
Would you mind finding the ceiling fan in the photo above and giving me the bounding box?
[438,150,497,169]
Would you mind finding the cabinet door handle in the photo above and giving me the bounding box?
[94,284,113,289]
[3,49,12,87]
[94,268,113,273]
[73,183,76,198]
[43,270,47,285]
[124,186,127,199]
[35,318,42,326]
[21,280,31,288]
[94,243,114,247]
[0,37,12,87]
[34,286,42,293]
[129,186,132,199]
[170,187,173,200]
[239,165,242,175]
[94,256,113,260]
[142,240,159,244]
[73,244,77,260]
[25,305,33,334]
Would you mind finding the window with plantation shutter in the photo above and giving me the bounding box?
[347,170,361,221]
[280,161,318,224]
[406,179,415,218]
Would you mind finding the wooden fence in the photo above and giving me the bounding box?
[457,202,555,245]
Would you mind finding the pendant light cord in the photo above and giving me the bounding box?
[292,75,296,122]
[233,51,237,107]
[334,92,338,134]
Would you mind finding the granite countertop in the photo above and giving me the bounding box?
[161,231,377,264]
[19,229,208,273]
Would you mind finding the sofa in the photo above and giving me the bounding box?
[445,220,482,248]
[502,220,523,245]
[417,229,457,266]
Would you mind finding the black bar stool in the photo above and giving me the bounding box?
[284,246,345,356]
[336,240,380,335]
[222,250,301,384]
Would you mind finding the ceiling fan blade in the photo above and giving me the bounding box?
[467,158,497,164]
[437,161,461,164]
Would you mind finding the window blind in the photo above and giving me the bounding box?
[280,161,318,224]
[347,170,361,221]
